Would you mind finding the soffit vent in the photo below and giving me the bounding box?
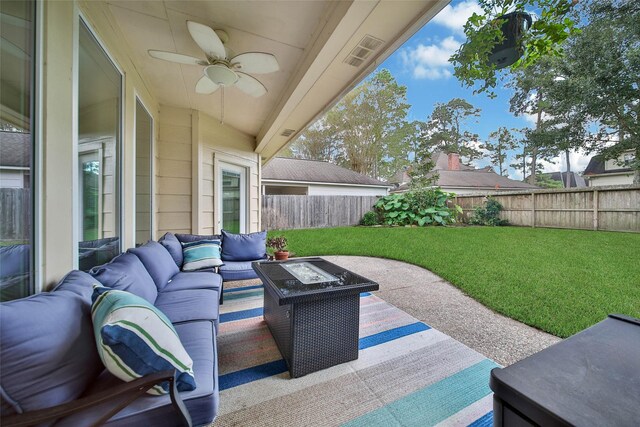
[344,34,384,67]
[280,129,296,137]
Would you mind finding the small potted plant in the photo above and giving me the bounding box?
[267,235,289,261]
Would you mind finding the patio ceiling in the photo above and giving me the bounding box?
[106,0,448,161]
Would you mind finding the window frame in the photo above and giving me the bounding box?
[75,14,125,268]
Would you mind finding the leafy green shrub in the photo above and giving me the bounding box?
[469,198,509,226]
[360,211,381,226]
[371,188,462,226]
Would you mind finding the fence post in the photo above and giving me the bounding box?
[531,192,536,228]
[593,189,599,231]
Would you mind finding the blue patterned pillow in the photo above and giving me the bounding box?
[181,239,223,271]
[91,286,196,395]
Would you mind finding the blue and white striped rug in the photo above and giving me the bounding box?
[213,284,496,426]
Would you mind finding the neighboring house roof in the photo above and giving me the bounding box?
[534,171,587,188]
[583,155,633,176]
[0,132,31,168]
[262,157,389,187]
[391,151,537,192]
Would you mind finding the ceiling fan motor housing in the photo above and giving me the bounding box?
[205,64,238,86]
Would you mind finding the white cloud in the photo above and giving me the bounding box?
[432,1,483,34]
[401,36,461,80]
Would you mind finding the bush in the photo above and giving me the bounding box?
[360,211,381,226]
[371,188,462,226]
[469,197,509,226]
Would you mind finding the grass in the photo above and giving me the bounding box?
[275,226,640,338]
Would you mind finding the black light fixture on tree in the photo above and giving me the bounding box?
[488,11,532,69]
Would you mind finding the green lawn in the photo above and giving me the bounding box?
[275,226,640,338]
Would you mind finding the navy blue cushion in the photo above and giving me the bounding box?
[0,271,103,414]
[220,230,267,262]
[90,253,158,303]
[159,232,183,268]
[56,320,219,427]
[163,271,222,293]
[154,289,220,324]
[219,260,260,282]
[175,233,222,243]
[128,241,179,290]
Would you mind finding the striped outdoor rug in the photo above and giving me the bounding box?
[213,285,496,427]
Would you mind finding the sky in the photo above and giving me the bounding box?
[373,0,592,180]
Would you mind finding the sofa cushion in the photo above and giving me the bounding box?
[0,271,103,414]
[182,240,223,271]
[90,253,158,303]
[154,289,220,325]
[219,260,260,282]
[159,232,183,268]
[128,241,178,290]
[162,271,222,293]
[220,230,267,262]
[78,237,121,272]
[56,320,219,427]
[91,287,196,395]
[175,233,221,244]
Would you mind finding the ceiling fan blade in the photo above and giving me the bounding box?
[148,50,205,65]
[195,75,220,94]
[187,21,226,60]
[235,72,267,97]
[231,52,279,74]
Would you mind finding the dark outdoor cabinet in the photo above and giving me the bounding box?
[490,314,640,427]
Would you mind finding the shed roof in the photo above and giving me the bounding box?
[262,157,389,187]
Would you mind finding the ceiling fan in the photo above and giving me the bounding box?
[148,21,279,98]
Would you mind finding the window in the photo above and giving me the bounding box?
[218,162,247,233]
[135,99,152,245]
[77,19,122,271]
[0,0,35,301]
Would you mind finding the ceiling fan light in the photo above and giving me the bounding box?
[204,65,238,86]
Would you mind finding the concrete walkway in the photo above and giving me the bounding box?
[232,255,560,366]
[322,256,560,366]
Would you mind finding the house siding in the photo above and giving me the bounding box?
[156,106,192,236]
[197,111,260,234]
[38,1,159,287]
[307,184,388,196]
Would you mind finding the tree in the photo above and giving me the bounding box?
[286,119,339,163]
[288,69,413,180]
[408,147,439,190]
[544,0,640,183]
[450,0,581,97]
[419,98,483,162]
[482,127,518,176]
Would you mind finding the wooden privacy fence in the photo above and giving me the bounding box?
[454,185,640,232]
[0,188,31,240]
[262,195,380,230]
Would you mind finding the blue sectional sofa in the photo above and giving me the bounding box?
[0,231,266,426]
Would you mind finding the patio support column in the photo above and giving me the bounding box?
[41,0,77,287]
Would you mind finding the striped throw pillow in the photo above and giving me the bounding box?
[181,239,223,271]
[91,286,196,395]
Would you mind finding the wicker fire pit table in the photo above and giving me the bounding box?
[252,257,379,378]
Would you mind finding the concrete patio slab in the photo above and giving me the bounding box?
[227,255,560,366]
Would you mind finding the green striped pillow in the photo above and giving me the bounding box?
[91,286,196,395]
[181,239,223,271]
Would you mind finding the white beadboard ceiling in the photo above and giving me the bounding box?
[105,0,448,159]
